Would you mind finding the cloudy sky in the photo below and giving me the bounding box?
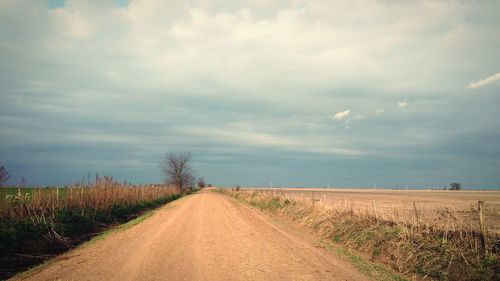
[1,0,499,188]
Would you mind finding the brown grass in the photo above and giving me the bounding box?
[0,177,181,280]
[0,177,179,228]
[223,188,500,281]
[258,188,500,234]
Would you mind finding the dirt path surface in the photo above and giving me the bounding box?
[15,190,371,281]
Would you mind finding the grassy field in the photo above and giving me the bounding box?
[224,188,500,280]
[0,187,68,198]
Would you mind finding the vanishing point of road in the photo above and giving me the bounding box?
[16,189,371,281]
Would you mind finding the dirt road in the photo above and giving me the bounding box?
[16,190,370,281]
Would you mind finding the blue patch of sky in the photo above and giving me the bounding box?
[48,0,65,9]
[48,0,128,9]
[116,0,129,7]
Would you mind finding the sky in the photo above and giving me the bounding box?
[1,0,499,189]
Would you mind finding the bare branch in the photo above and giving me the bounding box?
[160,152,195,192]
[0,165,11,188]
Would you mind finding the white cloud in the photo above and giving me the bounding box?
[1,0,500,185]
[180,125,299,147]
[178,124,366,156]
[398,100,409,108]
[468,72,500,89]
[330,110,350,121]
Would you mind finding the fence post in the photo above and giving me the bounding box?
[413,202,419,226]
[478,201,487,255]
[312,191,315,208]
[372,200,378,221]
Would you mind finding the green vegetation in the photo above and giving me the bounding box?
[0,182,182,280]
[13,207,161,280]
[1,186,54,195]
[324,242,407,281]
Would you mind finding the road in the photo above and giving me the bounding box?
[15,189,370,281]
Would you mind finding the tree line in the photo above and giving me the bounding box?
[1,151,209,191]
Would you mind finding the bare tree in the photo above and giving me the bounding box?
[0,165,11,188]
[161,152,195,192]
[197,177,206,189]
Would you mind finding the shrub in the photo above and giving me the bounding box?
[450,182,462,190]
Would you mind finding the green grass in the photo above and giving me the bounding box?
[321,240,408,281]
[81,192,193,245]
[13,193,195,280]
[0,186,69,198]
[0,193,183,280]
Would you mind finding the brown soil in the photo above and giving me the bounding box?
[14,189,371,281]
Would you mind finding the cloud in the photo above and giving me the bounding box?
[398,100,409,108]
[330,110,350,121]
[468,72,500,89]
[1,1,500,187]
[178,124,366,156]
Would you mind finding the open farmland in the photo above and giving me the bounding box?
[3,187,499,280]
[226,188,500,280]
[246,188,500,233]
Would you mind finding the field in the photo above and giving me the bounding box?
[249,188,500,233]
[227,188,500,280]
[4,186,499,281]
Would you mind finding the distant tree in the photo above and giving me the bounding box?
[197,177,206,189]
[161,152,195,192]
[207,183,212,187]
[0,165,11,188]
[450,182,462,190]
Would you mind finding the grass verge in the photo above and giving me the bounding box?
[320,240,407,281]
[12,208,157,280]
[1,193,183,280]
[219,188,499,281]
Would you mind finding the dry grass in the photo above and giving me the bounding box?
[257,188,500,234]
[223,188,500,281]
[0,177,179,223]
[0,177,181,280]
